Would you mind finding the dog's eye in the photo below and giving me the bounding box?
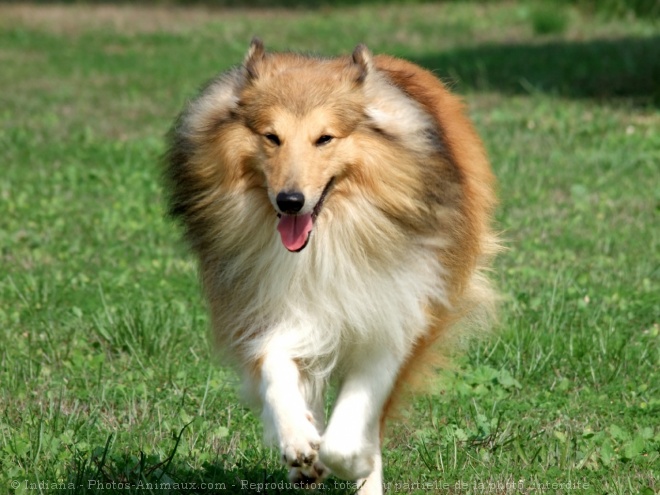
[315,135,334,146]
[264,133,281,146]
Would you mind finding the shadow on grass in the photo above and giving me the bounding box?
[67,430,355,495]
[73,460,355,494]
[71,452,295,494]
[415,35,660,105]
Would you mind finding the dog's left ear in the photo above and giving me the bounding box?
[352,43,374,84]
[244,37,266,80]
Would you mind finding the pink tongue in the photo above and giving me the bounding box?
[277,213,314,252]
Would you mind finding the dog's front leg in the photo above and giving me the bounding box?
[259,352,328,484]
[320,346,401,495]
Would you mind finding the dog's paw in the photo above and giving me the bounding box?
[279,412,323,472]
[288,460,329,488]
[319,432,375,481]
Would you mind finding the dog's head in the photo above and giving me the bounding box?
[233,38,380,251]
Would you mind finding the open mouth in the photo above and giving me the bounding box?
[276,177,335,252]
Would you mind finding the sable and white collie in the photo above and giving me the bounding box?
[166,38,498,494]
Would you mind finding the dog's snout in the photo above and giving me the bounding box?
[276,191,305,214]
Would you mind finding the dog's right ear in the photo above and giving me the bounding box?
[244,37,266,80]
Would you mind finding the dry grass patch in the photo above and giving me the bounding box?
[0,4,244,36]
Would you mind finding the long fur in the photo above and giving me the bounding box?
[166,39,498,494]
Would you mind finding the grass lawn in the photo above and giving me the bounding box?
[1,2,658,494]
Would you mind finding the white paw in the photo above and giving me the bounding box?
[319,431,375,481]
[288,460,330,487]
[279,412,323,473]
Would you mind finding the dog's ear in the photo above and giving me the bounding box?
[244,37,266,80]
[352,43,373,84]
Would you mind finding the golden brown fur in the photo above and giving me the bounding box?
[372,55,499,419]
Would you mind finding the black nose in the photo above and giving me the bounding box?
[276,191,305,214]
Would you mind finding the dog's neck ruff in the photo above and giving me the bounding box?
[213,192,451,374]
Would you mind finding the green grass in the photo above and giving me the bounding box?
[1,3,658,494]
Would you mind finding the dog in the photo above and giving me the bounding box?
[166,38,498,494]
